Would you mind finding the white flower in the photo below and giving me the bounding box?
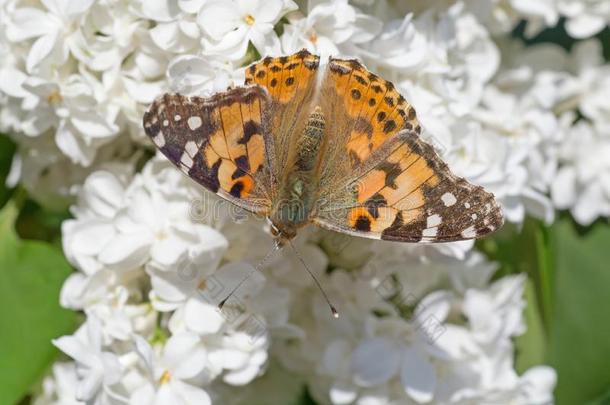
[281,0,382,58]
[558,0,610,38]
[366,14,427,71]
[10,71,120,165]
[508,0,559,36]
[33,362,84,405]
[279,249,556,404]
[4,0,94,73]
[197,0,297,60]
[167,54,243,96]
[53,316,122,402]
[131,333,212,405]
[463,275,527,344]
[62,158,228,274]
[551,119,610,225]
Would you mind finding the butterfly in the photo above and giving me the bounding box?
[143,50,503,248]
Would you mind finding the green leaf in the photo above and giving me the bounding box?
[0,201,77,404]
[0,134,17,209]
[586,386,610,405]
[479,218,554,335]
[548,216,610,405]
[479,219,553,376]
[514,279,547,373]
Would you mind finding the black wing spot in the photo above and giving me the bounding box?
[354,75,368,85]
[383,120,397,134]
[239,120,260,144]
[408,106,416,119]
[354,215,371,232]
[230,181,245,198]
[378,161,402,188]
[234,155,250,172]
[365,193,387,218]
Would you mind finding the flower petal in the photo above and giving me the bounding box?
[184,298,225,335]
[350,337,400,387]
[400,347,436,403]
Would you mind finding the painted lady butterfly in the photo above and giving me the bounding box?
[143,50,503,248]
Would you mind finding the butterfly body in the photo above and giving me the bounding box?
[143,50,503,245]
[271,106,326,239]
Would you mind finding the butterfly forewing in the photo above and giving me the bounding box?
[245,50,320,181]
[143,87,275,214]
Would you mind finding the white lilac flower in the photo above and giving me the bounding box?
[33,362,83,405]
[496,39,610,225]
[557,0,610,38]
[277,252,556,405]
[27,76,119,166]
[281,0,382,58]
[62,157,227,274]
[166,54,243,96]
[4,0,94,74]
[551,119,610,225]
[53,316,123,402]
[131,333,212,405]
[197,0,297,61]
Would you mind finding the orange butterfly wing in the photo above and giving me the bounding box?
[143,87,274,214]
[312,58,503,242]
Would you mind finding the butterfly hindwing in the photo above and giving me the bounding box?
[313,58,503,242]
[143,86,275,214]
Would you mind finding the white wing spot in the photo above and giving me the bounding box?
[423,227,438,238]
[441,192,457,207]
[188,116,202,130]
[461,225,477,238]
[464,202,471,209]
[185,141,198,157]
[180,151,193,168]
[427,214,442,228]
[152,131,166,147]
[175,114,181,121]
[471,213,477,220]
[163,119,169,127]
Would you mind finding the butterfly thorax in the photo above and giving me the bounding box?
[270,106,325,239]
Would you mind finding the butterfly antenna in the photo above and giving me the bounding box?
[218,241,281,310]
[287,239,339,318]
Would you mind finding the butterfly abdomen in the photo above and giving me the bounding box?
[271,107,325,234]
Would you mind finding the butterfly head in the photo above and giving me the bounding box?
[269,219,297,247]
